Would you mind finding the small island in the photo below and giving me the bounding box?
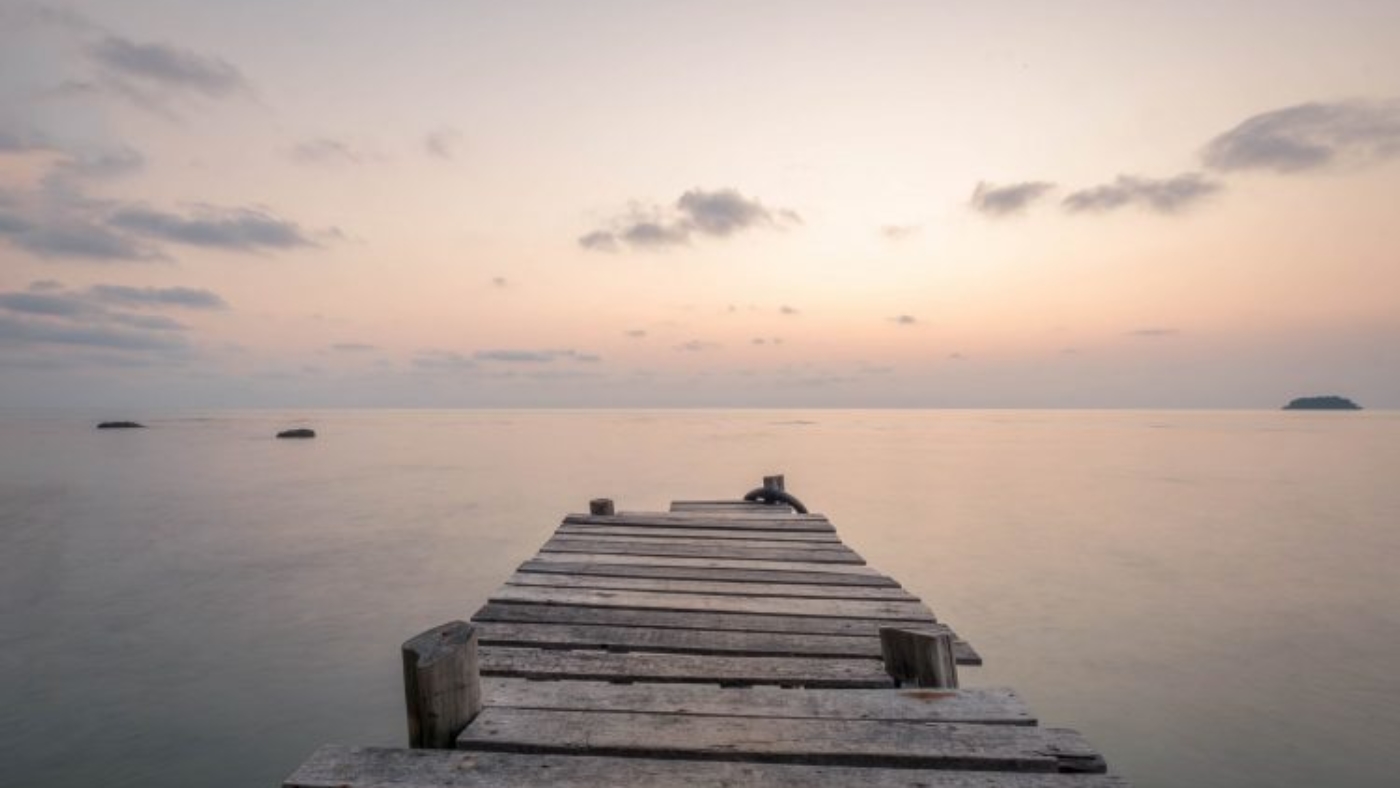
[277,428,317,439]
[96,421,146,429]
[1283,395,1362,411]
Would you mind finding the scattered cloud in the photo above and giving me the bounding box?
[330,342,376,352]
[880,224,920,240]
[473,349,602,363]
[88,284,227,310]
[1062,173,1220,214]
[948,352,967,361]
[491,276,508,288]
[291,138,365,165]
[411,350,477,372]
[425,128,463,159]
[108,205,315,251]
[87,35,248,99]
[891,314,917,325]
[779,305,799,316]
[474,349,555,363]
[1127,328,1180,338]
[1203,99,1400,173]
[580,188,800,252]
[0,215,158,261]
[578,230,619,252]
[0,281,204,358]
[624,329,647,339]
[676,340,719,352]
[970,181,1055,216]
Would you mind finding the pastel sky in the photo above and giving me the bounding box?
[2,0,1398,408]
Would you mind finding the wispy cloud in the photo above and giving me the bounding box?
[624,329,647,339]
[970,181,1055,216]
[424,127,463,159]
[1203,99,1400,173]
[88,284,227,310]
[108,206,316,251]
[473,349,601,363]
[579,188,800,252]
[1062,173,1220,214]
[880,224,920,240]
[290,138,366,165]
[676,340,719,352]
[0,281,211,358]
[330,342,376,352]
[890,314,917,325]
[779,305,799,316]
[87,35,248,99]
[1127,327,1180,338]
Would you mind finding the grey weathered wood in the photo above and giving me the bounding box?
[555,524,842,543]
[546,534,851,551]
[542,538,864,564]
[482,678,1034,724]
[565,513,835,531]
[504,571,919,601]
[471,609,981,665]
[287,746,1131,788]
[528,551,882,576]
[517,558,899,587]
[588,498,615,516]
[476,601,936,638]
[458,708,1108,772]
[671,500,793,513]
[478,646,894,687]
[476,621,891,659]
[488,585,937,621]
[880,627,959,689]
[401,621,482,749]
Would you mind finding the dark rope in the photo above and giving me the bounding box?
[742,487,809,514]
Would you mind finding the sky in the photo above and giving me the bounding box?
[1,0,1398,408]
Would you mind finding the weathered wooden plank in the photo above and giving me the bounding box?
[504,572,919,601]
[541,538,865,564]
[555,524,843,543]
[671,500,792,514]
[458,708,1108,772]
[549,533,845,550]
[287,746,1131,788]
[473,602,937,638]
[565,514,835,532]
[517,559,900,587]
[472,615,981,665]
[528,551,883,576]
[481,678,1034,725]
[475,621,890,659]
[478,646,893,687]
[488,585,935,621]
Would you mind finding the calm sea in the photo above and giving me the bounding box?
[1,409,1397,787]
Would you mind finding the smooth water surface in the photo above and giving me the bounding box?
[2,410,1398,787]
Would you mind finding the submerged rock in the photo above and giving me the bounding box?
[1283,395,1361,411]
[277,428,317,439]
[96,421,145,429]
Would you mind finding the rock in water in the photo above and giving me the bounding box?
[1282,395,1361,410]
[277,428,317,439]
[97,421,145,429]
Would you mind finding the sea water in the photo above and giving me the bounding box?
[1,409,1397,787]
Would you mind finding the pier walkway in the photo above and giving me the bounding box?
[285,484,1128,787]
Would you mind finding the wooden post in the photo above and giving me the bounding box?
[589,498,615,516]
[402,621,482,749]
[879,627,959,689]
[762,475,786,492]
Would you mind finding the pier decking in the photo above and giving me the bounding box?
[286,489,1127,786]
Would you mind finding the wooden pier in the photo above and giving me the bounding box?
[285,480,1128,786]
